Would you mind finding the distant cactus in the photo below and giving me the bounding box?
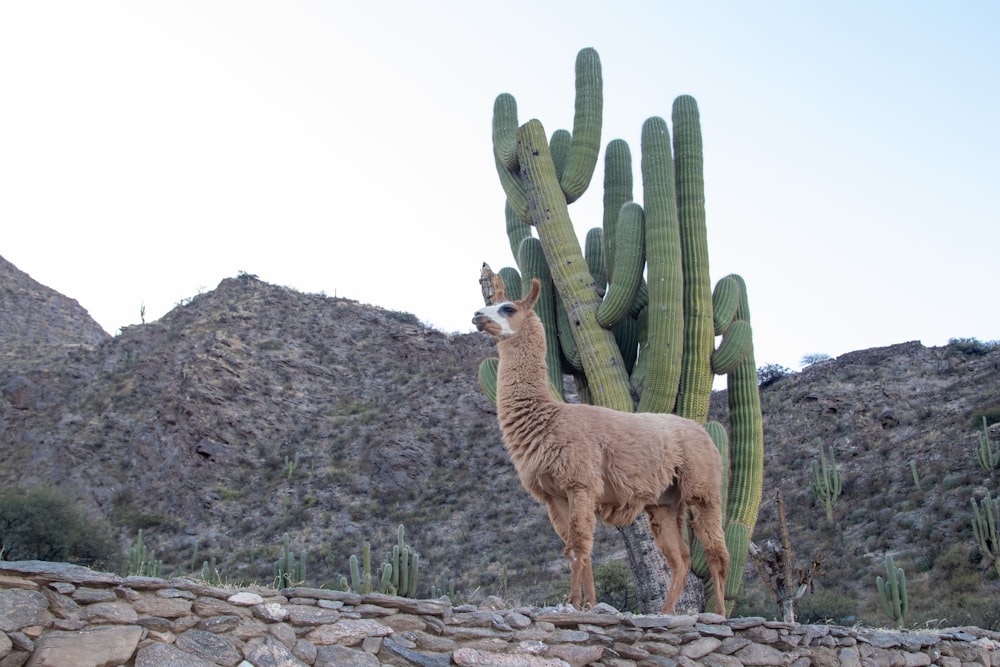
[201,556,222,586]
[274,533,306,587]
[971,494,1000,576]
[875,554,908,628]
[430,570,456,601]
[347,525,420,597]
[812,445,842,523]
[976,417,999,473]
[124,529,163,578]
[909,460,921,491]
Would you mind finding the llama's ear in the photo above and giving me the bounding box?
[521,278,542,310]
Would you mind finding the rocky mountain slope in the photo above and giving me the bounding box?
[1,255,998,629]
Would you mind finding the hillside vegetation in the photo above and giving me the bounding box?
[1,255,998,629]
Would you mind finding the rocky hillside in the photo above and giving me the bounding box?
[1,256,998,629]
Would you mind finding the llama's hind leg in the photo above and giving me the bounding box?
[689,500,730,617]
[646,503,690,614]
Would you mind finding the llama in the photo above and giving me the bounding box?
[473,278,730,615]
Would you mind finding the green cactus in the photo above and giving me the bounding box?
[274,533,306,587]
[430,570,457,600]
[483,48,764,614]
[909,460,922,491]
[347,525,419,597]
[349,541,375,593]
[876,554,908,628]
[201,556,222,586]
[976,416,999,473]
[124,529,163,578]
[971,494,1000,576]
[385,524,420,598]
[812,445,842,523]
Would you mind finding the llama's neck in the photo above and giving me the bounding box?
[495,319,556,415]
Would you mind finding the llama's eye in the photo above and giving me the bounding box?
[499,304,516,316]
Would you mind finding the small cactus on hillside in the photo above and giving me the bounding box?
[976,417,999,473]
[274,533,306,587]
[347,525,420,597]
[124,529,163,578]
[971,494,1000,576]
[812,445,842,523]
[875,554,908,628]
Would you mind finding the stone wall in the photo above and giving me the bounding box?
[1,560,998,667]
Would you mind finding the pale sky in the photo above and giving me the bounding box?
[2,1,997,371]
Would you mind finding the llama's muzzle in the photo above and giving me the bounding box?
[472,313,491,331]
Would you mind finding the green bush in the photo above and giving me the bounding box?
[0,487,119,567]
[593,559,637,613]
[970,405,1000,429]
[757,363,793,387]
[795,588,860,625]
[947,337,1000,356]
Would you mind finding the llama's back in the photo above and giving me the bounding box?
[564,404,721,507]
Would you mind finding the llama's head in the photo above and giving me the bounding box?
[472,278,541,339]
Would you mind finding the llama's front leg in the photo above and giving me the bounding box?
[565,488,598,609]
[544,497,578,601]
[647,503,690,614]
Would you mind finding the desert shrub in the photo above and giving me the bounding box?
[947,337,1000,356]
[970,405,1000,429]
[0,487,118,566]
[593,559,638,613]
[795,588,860,625]
[385,309,421,326]
[758,363,793,387]
[801,353,832,367]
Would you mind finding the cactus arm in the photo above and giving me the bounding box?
[559,47,603,203]
[516,117,633,411]
[492,94,530,222]
[584,227,607,293]
[602,138,633,279]
[711,319,753,375]
[712,275,742,335]
[505,200,533,264]
[672,96,715,423]
[549,129,572,179]
[556,291,582,372]
[722,275,764,608]
[636,116,683,414]
[497,267,522,302]
[596,202,645,328]
[477,358,499,407]
[519,236,564,397]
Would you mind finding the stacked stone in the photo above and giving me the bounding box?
[1,561,998,667]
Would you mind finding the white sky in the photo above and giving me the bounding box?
[2,1,997,371]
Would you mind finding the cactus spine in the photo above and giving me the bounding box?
[876,554,908,628]
[483,48,764,614]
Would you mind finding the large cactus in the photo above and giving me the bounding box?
[481,47,764,614]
